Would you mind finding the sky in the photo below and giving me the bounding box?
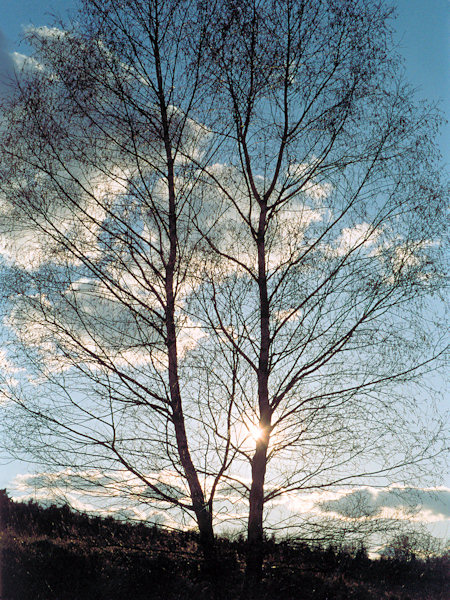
[0,0,448,545]
[0,0,447,163]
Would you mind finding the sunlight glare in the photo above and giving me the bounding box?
[248,423,264,442]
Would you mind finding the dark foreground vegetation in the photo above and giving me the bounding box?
[0,491,448,600]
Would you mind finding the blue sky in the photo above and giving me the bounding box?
[0,0,448,155]
[0,0,448,542]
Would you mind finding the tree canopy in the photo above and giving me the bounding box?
[0,0,447,590]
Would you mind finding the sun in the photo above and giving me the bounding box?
[248,423,264,442]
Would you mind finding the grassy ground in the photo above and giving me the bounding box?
[0,492,448,599]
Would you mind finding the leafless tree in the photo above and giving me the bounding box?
[0,0,447,595]
[0,0,232,570]
[188,0,448,591]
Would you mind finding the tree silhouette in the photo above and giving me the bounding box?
[0,0,447,593]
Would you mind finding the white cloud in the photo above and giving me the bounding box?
[273,308,301,323]
[0,349,20,375]
[287,161,333,200]
[167,106,212,165]
[368,238,440,285]
[0,29,16,97]
[0,170,112,270]
[24,26,68,41]
[10,467,194,526]
[9,467,450,541]
[267,205,324,270]
[10,51,42,74]
[317,486,450,523]
[0,349,20,402]
[189,161,330,277]
[333,222,382,256]
[5,276,207,373]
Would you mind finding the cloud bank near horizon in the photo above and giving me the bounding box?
[318,486,450,522]
[9,469,450,533]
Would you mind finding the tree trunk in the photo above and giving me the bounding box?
[0,490,6,600]
[152,22,217,571]
[243,437,269,596]
[167,251,218,584]
[166,190,217,569]
[243,205,272,596]
[172,400,216,557]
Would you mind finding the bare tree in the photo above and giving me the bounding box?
[187,0,448,591]
[0,0,447,595]
[0,0,231,569]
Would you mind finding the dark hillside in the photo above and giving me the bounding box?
[0,491,447,599]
